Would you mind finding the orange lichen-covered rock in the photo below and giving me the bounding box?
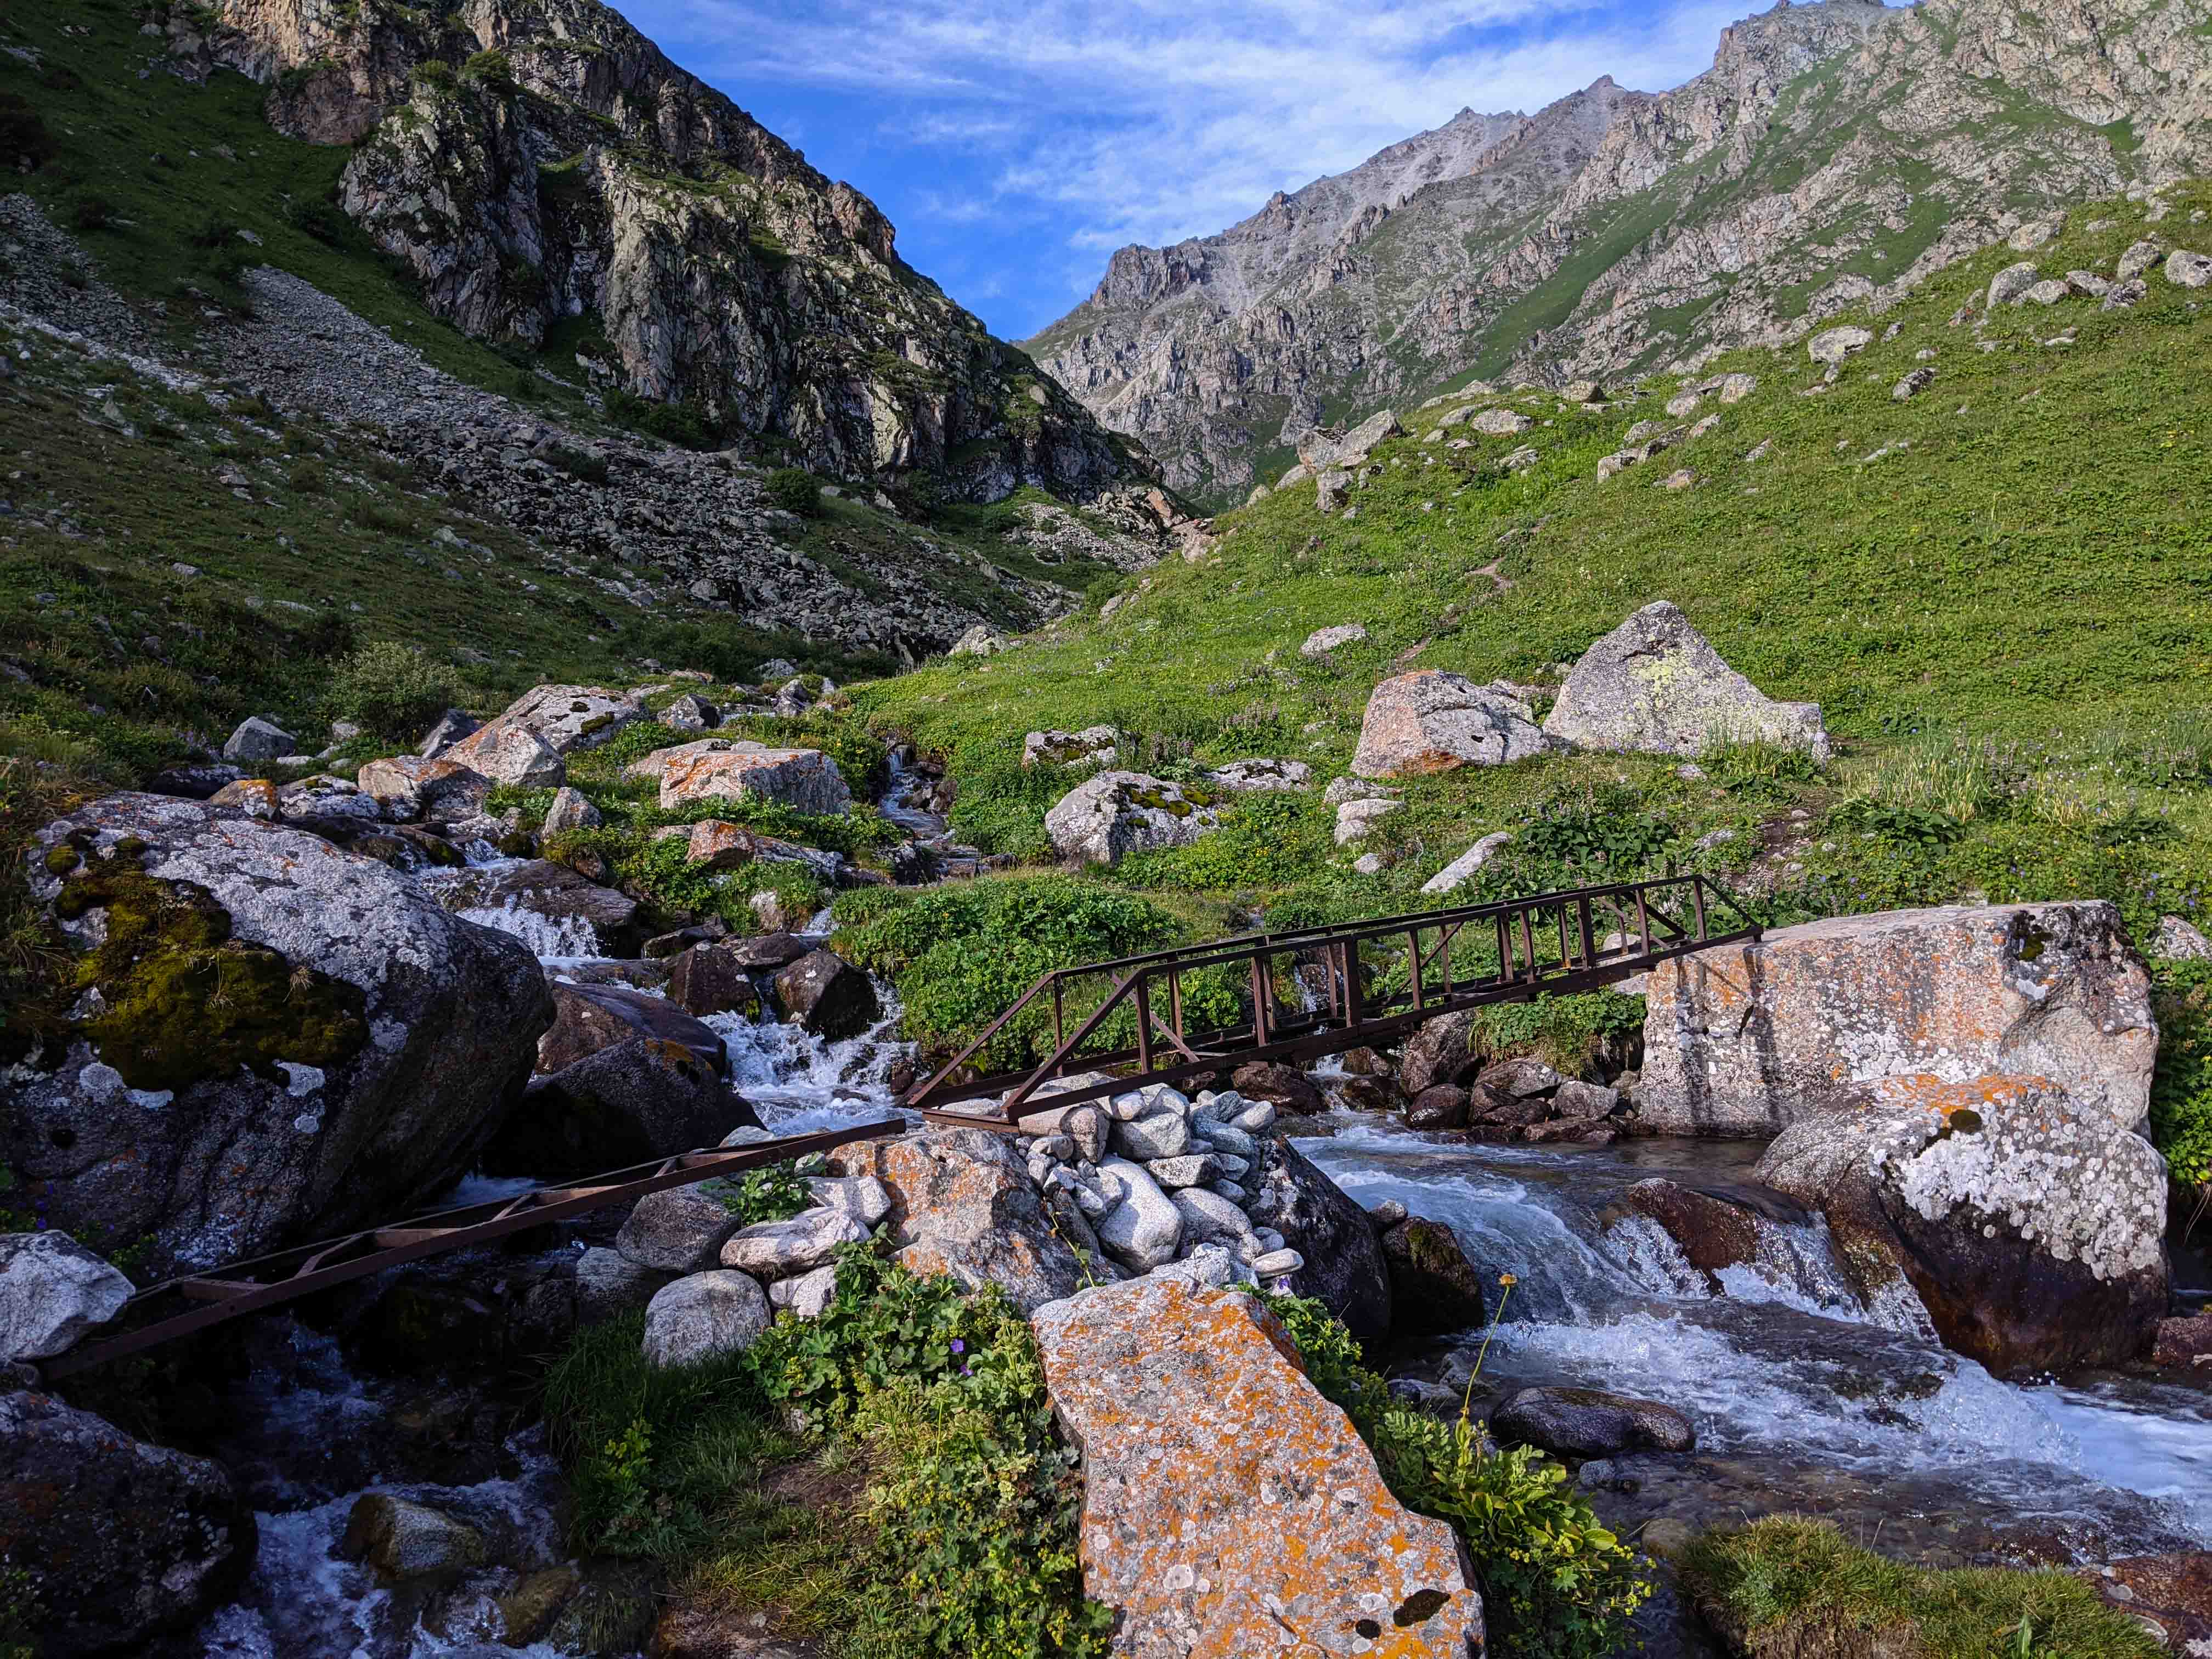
[826,1129,1085,1313]
[1641,901,2154,1136]
[659,746,850,816]
[1032,1277,1483,1658]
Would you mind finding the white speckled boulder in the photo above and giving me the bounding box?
[1043,771,1224,865]
[16,793,553,1276]
[1641,900,2155,1136]
[1351,672,1549,778]
[1543,601,1829,760]
[1756,1074,2168,1375]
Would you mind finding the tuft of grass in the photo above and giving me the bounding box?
[1680,1516,2165,1659]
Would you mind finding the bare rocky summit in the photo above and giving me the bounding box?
[1031,0,2212,504]
[180,0,1148,503]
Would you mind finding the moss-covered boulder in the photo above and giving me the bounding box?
[15,792,554,1276]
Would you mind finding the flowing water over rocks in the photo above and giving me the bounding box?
[1300,1122,2212,1567]
[168,815,2212,1653]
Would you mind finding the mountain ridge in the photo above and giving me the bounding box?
[1029,0,2212,505]
[183,0,1151,503]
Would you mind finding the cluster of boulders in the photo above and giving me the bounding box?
[1981,236,2205,317]
[1032,601,1825,877]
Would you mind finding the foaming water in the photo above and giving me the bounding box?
[1299,1119,2212,1554]
[704,989,917,1137]
[456,899,601,961]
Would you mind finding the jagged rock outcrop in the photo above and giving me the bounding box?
[1031,0,2212,504]
[195,0,1150,500]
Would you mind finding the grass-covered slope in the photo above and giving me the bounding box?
[849,187,2212,1173]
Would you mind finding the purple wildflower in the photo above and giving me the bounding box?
[950,1338,965,1355]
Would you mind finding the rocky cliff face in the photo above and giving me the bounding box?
[194,0,1142,500]
[1031,0,2212,505]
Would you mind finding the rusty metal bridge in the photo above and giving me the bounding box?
[905,872,1760,1124]
[42,873,1757,1378]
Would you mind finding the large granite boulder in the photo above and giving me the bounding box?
[659,746,850,816]
[444,684,640,772]
[1043,770,1225,865]
[0,1392,255,1656]
[1296,409,1403,471]
[825,1130,1086,1313]
[1641,901,2155,1136]
[1352,672,1549,778]
[1032,1277,1482,1658]
[1243,1139,1392,1341]
[1754,1074,2169,1375]
[640,1269,772,1369]
[1229,1061,1327,1116]
[536,981,727,1077]
[0,1231,133,1361]
[1400,1008,1485,1096]
[1543,601,1829,759]
[18,794,552,1275]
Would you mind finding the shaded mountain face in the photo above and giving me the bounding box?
[1029,0,2212,506]
[193,0,1144,500]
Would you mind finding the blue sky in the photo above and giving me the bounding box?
[616,0,1780,341]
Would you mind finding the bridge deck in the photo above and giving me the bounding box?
[905,872,1758,1125]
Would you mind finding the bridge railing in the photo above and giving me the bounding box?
[904,873,1760,1125]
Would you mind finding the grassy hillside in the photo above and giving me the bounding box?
[848,185,2212,1175]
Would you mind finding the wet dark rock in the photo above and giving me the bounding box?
[1491,1386,1697,1459]
[341,1493,486,1583]
[1379,1217,1487,1340]
[728,930,820,971]
[2153,1312,2212,1370]
[0,1391,255,1656]
[643,920,725,959]
[1332,1073,1401,1113]
[665,942,763,1020]
[488,1040,755,1178]
[772,949,881,1040]
[1404,1085,1470,1131]
[537,980,727,1077]
[2081,1551,2212,1647]
[1609,1179,1789,1290]
[1243,1138,1392,1341]
[1230,1060,1327,1115]
[144,762,242,799]
[1399,1009,1483,1096]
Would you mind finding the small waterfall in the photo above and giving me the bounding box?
[457,898,602,961]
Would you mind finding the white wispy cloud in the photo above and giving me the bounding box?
[620,0,1799,325]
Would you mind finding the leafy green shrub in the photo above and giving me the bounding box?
[1681,1517,2163,1659]
[765,468,821,517]
[186,215,240,250]
[751,1249,1111,1658]
[1256,1291,1649,1659]
[0,93,57,174]
[547,1250,1108,1658]
[289,459,329,494]
[1827,797,1967,849]
[707,1160,812,1223]
[461,48,517,89]
[350,498,417,537]
[325,641,466,740]
[607,388,719,450]
[411,58,456,88]
[71,195,117,233]
[1112,791,1335,892]
[2150,960,2212,1193]
[288,198,352,246]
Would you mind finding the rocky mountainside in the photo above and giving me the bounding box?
[187,0,1146,500]
[1030,0,2212,504]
